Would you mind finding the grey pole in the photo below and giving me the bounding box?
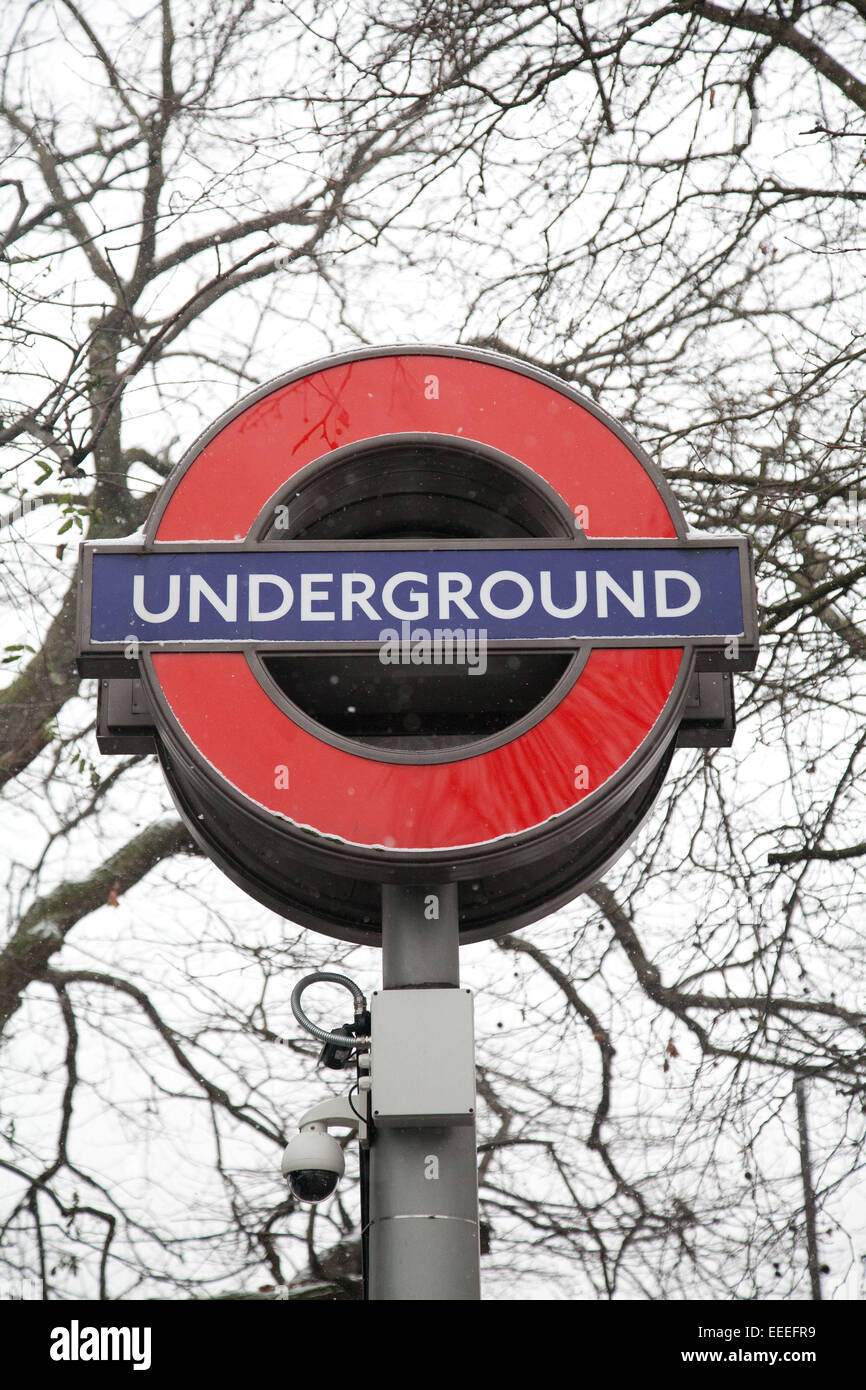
[367,884,481,1301]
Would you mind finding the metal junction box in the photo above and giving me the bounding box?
[370,988,476,1127]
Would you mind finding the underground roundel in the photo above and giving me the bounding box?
[77,346,758,945]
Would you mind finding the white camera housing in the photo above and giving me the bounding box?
[280,1095,363,1203]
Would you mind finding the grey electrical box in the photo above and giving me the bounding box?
[370,988,476,1127]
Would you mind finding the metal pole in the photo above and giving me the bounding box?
[367,884,481,1301]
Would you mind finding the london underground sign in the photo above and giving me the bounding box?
[77,346,757,944]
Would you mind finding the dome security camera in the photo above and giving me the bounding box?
[280,1095,364,1204]
[281,1125,345,1203]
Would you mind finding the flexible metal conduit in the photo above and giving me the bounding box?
[291,972,367,1048]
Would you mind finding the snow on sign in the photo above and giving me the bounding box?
[77,346,758,945]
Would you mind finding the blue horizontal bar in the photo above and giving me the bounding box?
[89,546,745,644]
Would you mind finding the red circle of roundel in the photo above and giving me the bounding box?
[150,351,685,852]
